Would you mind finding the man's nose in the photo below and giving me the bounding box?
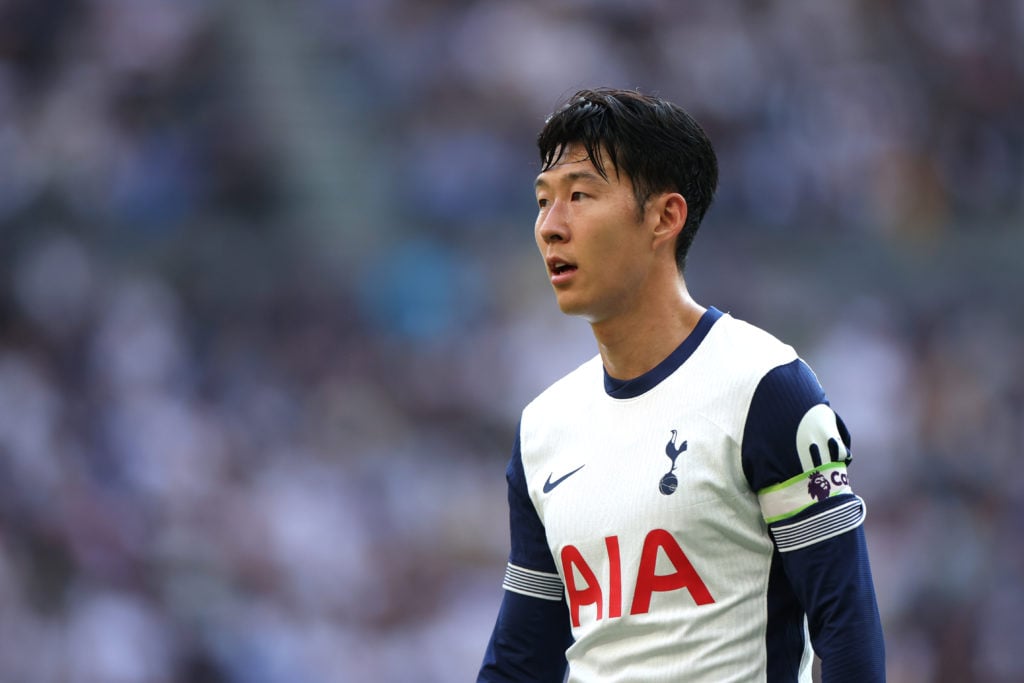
[537,200,569,243]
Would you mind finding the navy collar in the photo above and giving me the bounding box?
[603,307,723,399]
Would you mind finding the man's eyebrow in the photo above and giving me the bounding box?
[534,170,607,190]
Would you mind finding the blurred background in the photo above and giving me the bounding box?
[0,0,1022,681]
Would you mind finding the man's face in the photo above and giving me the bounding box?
[533,143,655,323]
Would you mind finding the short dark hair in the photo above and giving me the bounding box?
[537,88,718,272]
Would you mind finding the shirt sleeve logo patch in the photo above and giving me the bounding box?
[807,471,831,502]
[795,404,851,472]
[758,462,855,524]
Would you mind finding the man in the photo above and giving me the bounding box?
[477,89,885,682]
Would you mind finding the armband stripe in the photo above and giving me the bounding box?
[759,462,853,524]
[502,563,564,601]
[770,496,865,552]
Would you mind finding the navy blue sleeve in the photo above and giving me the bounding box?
[742,359,845,492]
[505,431,561,573]
[782,521,886,682]
[478,591,571,682]
[478,429,571,682]
[743,360,885,682]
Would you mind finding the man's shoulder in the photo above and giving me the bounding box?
[705,311,797,372]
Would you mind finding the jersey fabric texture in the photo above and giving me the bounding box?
[478,308,885,682]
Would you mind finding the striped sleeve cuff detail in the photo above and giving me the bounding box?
[502,563,564,601]
[769,496,866,552]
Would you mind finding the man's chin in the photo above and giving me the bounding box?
[554,296,601,322]
[554,295,584,317]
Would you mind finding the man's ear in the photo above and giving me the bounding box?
[650,192,688,250]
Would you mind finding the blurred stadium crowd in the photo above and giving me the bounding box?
[0,0,1022,681]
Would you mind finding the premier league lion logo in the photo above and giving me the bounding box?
[807,471,831,502]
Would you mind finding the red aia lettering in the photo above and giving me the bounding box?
[630,528,714,613]
[606,535,622,619]
[561,544,603,627]
[560,529,714,626]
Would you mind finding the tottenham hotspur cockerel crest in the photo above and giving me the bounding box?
[659,430,687,495]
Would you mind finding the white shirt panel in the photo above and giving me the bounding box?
[519,314,810,683]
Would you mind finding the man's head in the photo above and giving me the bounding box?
[537,88,718,273]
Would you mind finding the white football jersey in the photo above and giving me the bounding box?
[503,309,864,682]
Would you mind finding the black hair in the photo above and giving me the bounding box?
[537,88,718,272]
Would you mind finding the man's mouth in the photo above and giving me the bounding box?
[547,257,577,276]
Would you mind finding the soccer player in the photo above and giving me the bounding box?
[477,89,885,682]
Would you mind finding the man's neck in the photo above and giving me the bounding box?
[591,281,706,381]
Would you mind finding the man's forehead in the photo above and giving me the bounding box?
[535,143,610,186]
[550,142,600,168]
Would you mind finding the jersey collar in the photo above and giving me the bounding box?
[603,306,723,399]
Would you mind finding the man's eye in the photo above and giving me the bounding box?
[537,198,549,208]
[571,191,585,201]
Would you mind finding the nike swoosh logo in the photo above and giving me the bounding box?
[543,465,585,493]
